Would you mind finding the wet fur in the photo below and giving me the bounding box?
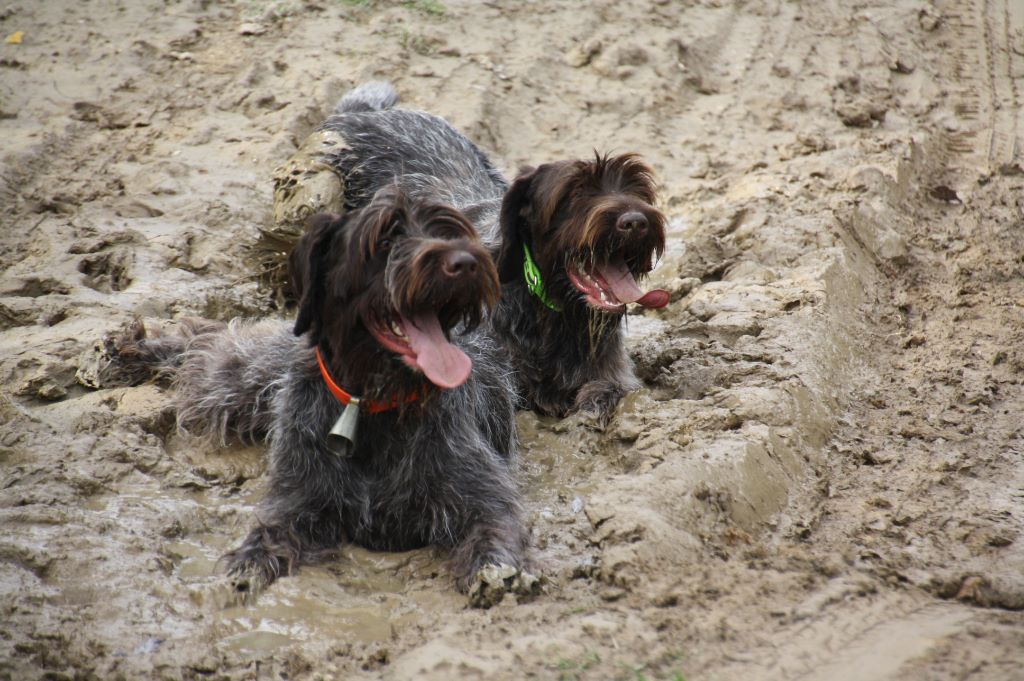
[105,189,528,599]
[312,82,666,422]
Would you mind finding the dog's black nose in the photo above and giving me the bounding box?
[616,211,648,236]
[442,250,479,278]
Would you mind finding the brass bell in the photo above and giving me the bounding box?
[328,397,360,449]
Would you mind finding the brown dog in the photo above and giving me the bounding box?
[492,153,668,420]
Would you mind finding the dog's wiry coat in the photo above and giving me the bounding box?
[304,82,667,422]
[106,188,531,605]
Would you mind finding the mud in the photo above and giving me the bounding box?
[2,1,1023,679]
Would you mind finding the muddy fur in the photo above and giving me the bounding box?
[492,153,666,419]
[306,82,666,422]
[107,188,530,604]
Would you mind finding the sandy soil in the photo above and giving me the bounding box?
[2,1,1023,679]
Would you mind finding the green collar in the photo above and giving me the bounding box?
[522,244,562,311]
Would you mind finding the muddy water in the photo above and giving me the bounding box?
[3,0,1024,679]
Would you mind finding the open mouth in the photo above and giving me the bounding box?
[368,311,472,389]
[567,256,669,312]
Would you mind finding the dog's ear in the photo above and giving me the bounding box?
[291,212,341,338]
[497,166,538,283]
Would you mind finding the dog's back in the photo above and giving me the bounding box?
[318,91,506,237]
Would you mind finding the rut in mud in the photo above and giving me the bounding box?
[1,1,1023,680]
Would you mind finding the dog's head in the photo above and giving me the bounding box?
[290,186,499,391]
[497,153,668,313]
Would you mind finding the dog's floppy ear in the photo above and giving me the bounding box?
[497,166,538,284]
[291,212,341,338]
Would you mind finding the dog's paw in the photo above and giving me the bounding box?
[77,318,151,389]
[221,546,284,606]
[572,406,612,431]
[224,569,265,607]
[573,381,626,430]
[218,558,281,607]
[467,564,542,608]
[189,569,267,610]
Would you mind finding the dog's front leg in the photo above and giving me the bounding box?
[573,378,630,426]
[223,521,303,598]
[574,356,641,426]
[223,498,344,600]
[456,516,541,609]
[444,482,539,608]
[224,436,348,599]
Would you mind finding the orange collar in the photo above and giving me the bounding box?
[315,346,419,414]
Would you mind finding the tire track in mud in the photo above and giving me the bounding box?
[943,0,1022,172]
[680,2,1024,678]
[709,4,1024,678]
[981,0,1021,170]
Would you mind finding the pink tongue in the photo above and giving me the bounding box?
[596,261,670,309]
[402,313,472,388]
[636,289,670,308]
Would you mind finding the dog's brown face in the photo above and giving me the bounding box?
[497,153,668,313]
[291,186,499,390]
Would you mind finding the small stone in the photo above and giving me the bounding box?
[37,382,67,401]
[836,100,887,128]
[668,276,701,300]
[987,533,1014,548]
[238,22,267,36]
[584,504,614,529]
[654,591,680,607]
[599,586,626,602]
[566,38,602,68]
[863,450,898,465]
[891,56,916,74]
[919,8,941,32]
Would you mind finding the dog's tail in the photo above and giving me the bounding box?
[334,81,399,114]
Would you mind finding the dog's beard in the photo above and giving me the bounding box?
[586,305,619,359]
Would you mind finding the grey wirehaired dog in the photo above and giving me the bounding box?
[105,187,535,607]
[284,82,669,424]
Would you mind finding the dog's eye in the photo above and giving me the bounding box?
[378,237,393,252]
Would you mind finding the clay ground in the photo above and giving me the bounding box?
[1,0,1023,679]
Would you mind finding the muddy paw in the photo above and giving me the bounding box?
[572,406,612,432]
[225,570,266,607]
[573,381,626,430]
[192,571,266,610]
[78,247,135,293]
[76,319,147,389]
[467,564,542,608]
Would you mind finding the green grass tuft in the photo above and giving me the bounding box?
[402,0,445,16]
